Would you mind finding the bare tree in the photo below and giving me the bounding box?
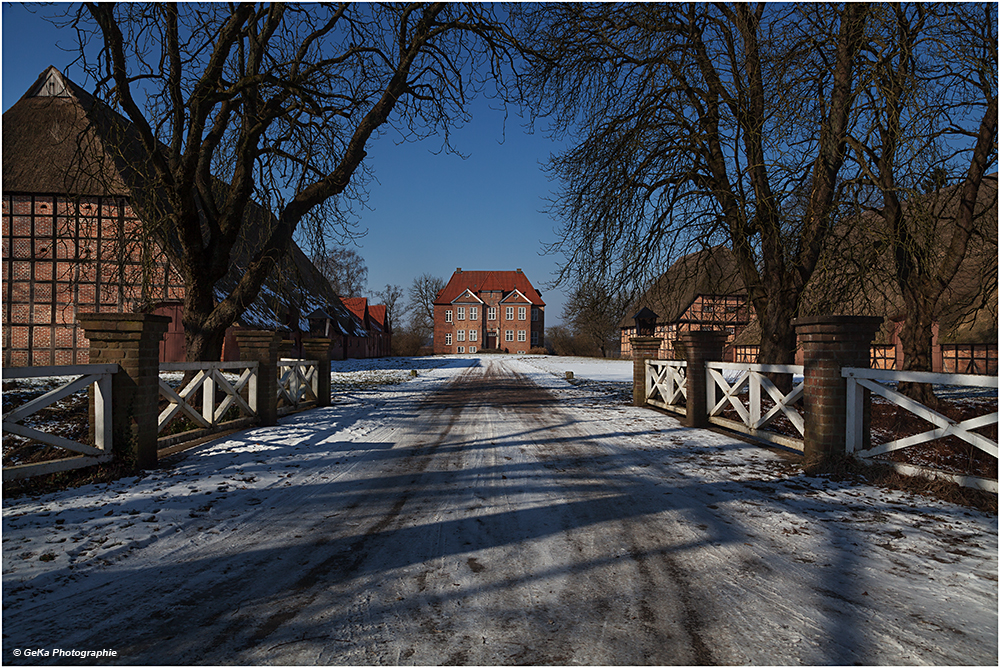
[373,283,407,332]
[842,3,997,403]
[561,281,629,358]
[408,273,445,342]
[515,3,870,366]
[312,247,368,298]
[61,3,511,361]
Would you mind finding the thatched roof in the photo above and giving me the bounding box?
[620,245,746,328]
[3,67,362,336]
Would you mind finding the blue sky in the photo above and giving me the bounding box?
[2,3,572,322]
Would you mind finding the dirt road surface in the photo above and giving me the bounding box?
[3,358,996,665]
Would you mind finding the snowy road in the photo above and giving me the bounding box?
[3,356,997,665]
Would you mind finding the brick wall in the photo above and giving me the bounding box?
[2,193,185,367]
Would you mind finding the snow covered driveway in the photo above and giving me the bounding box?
[3,356,997,665]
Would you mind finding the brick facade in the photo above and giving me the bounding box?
[433,269,545,355]
[3,193,184,367]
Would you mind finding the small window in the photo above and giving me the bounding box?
[445,310,453,323]
[445,333,452,345]
[457,346,465,353]
[488,307,496,320]
[531,307,539,321]
[517,330,526,342]
[457,330,465,342]
[469,346,477,353]
[531,331,539,345]
[469,329,477,342]
[505,330,514,342]
[518,306,526,320]
[506,306,514,320]
[470,307,478,321]
[457,307,465,320]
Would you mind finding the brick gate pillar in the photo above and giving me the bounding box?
[676,330,729,428]
[233,330,282,427]
[630,336,663,406]
[302,338,334,408]
[77,313,170,470]
[792,315,882,463]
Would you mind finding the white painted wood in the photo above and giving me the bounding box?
[4,373,97,425]
[95,372,112,453]
[843,366,998,388]
[2,363,118,379]
[3,422,104,456]
[707,361,803,375]
[3,453,114,482]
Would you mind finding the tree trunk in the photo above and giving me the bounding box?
[897,285,941,409]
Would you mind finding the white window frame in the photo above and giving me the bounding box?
[457,329,465,342]
[506,306,514,320]
[445,333,452,345]
[518,306,526,321]
[518,330,526,342]
[469,346,477,353]
[445,310,453,323]
[505,330,514,342]
[469,329,477,342]
[457,306,465,320]
[488,307,497,321]
[457,346,465,353]
[470,307,478,321]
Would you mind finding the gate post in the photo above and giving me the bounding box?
[233,330,282,427]
[77,313,170,469]
[792,316,882,463]
[302,338,334,407]
[676,330,728,428]
[630,336,663,406]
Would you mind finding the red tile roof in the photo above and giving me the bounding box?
[435,270,545,306]
[342,298,368,322]
[369,304,387,328]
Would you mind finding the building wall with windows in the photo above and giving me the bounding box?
[433,268,545,355]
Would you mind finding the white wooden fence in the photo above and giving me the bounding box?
[277,359,319,416]
[707,361,805,452]
[2,364,116,481]
[645,360,687,416]
[158,361,259,448]
[844,367,998,492]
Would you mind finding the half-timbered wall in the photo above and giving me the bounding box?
[2,193,184,366]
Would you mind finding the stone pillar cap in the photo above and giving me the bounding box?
[792,315,883,327]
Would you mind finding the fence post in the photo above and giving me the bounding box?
[792,315,882,463]
[77,313,170,470]
[630,336,663,406]
[233,329,281,427]
[676,330,728,428]
[302,338,334,407]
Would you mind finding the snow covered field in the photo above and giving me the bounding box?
[2,355,997,665]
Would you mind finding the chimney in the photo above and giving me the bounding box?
[516,268,522,273]
[456,267,462,273]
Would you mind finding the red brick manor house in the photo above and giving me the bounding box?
[434,269,545,354]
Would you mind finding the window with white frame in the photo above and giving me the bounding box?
[531,307,539,321]
[518,330,526,342]
[458,346,465,353]
[488,307,496,320]
[506,306,514,320]
[469,329,477,341]
[457,330,465,342]
[470,307,478,321]
[518,306,526,320]
[469,346,477,353]
[505,330,514,342]
[531,331,538,345]
[445,310,452,323]
[445,333,452,345]
[457,306,465,320]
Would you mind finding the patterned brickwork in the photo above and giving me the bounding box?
[2,193,185,367]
